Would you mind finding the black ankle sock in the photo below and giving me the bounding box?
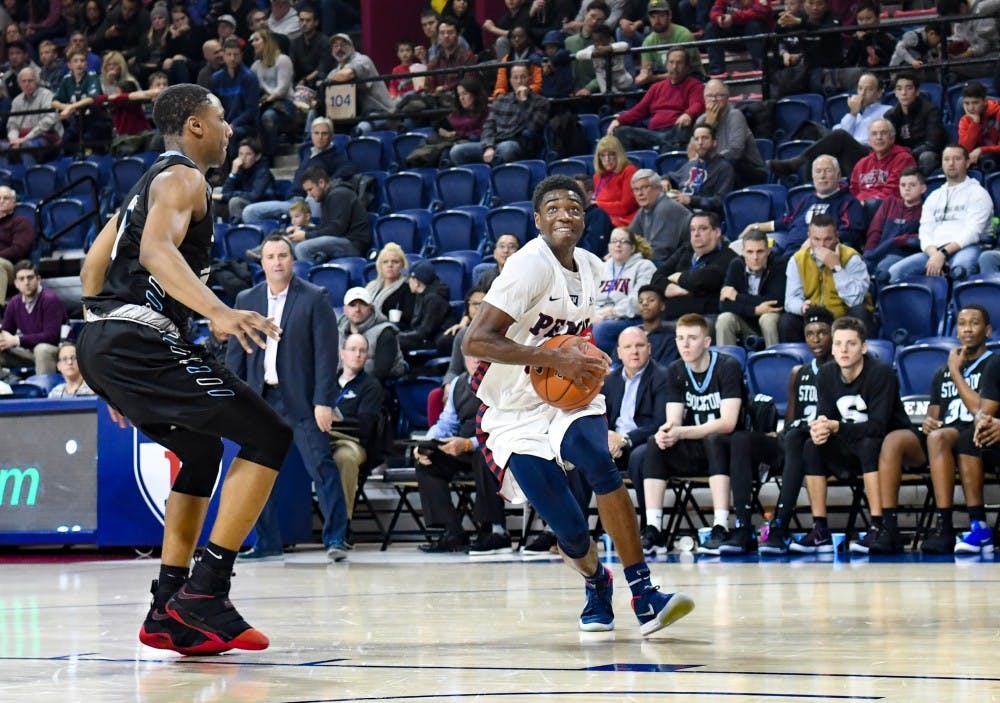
[871,516,884,529]
[188,542,237,593]
[154,565,189,606]
[814,516,828,531]
[883,509,898,529]
[969,505,987,523]
[584,563,608,586]
[938,508,953,529]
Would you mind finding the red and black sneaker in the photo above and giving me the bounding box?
[139,580,232,656]
[165,584,269,651]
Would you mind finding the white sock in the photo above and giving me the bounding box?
[646,509,663,530]
[713,510,730,528]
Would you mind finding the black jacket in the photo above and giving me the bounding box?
[884,95,946,161]
[602,361,669,450]
[398,279,451,350]
[719,251,787,321]
[651,242,738,318]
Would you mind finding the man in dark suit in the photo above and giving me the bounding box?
[226,234,349,562]
[716,228,787,349]
[602,326,669,523]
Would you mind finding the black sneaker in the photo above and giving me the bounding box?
[921,521,956,555]
[759,523,790,556]
[718,524,757,555]
[469,532,513,557]
[165,583,269,651]
[849,528,879,555]
[139,580,231,656]
[641,525,664,556]
[869,525,905,555]
[697,524,729,555]
[788,524,833,554]
[418,531,468,553]
[521,531,560,560]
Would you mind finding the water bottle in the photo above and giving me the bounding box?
[675,535,695,552]
[760,511,772,543]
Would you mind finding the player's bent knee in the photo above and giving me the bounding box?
[237,420,293,471]
[172,438,225,498]
[557,530,592,559]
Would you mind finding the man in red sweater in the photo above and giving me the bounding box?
[0,260,66,375]
[0,185,34,305]
[849,118,915,205]
[703,0,770,75]
[606,47,705,152]
[958,81,1000,168]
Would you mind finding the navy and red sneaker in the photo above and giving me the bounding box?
[165,583,269,651]
[139,580,232,656]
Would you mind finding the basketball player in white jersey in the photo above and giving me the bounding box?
[463,175,693,635]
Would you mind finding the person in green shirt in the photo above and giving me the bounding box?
[51,49,108,151]
[635,0,705,85]
[565,0,610,96]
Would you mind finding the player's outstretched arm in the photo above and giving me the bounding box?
[139,166,280,352]
[464,301,608,390]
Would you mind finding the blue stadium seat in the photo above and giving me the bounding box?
[65,160,101,211]
[23,164,59,203]
[824,93,850,127]
[785,92,825,122]
[578,113,601,153]
[755,138,774,162]
[346,137,385,172]
[487,206,533,244]
[490,163,533,205]
[42,198,89,254]
[23,373,63,394]
[7,382,46,398]
[710,345,746,368]
[547,157,592,177]
[951,278,1000,333]
[865,339,895,363]
[307,263,351,308]
[393,376,440,433]
[109,157,145,207]
[435,167,484,209]
[450,204,489,240]
[329,256,368,287]
[747,184,788,219]
[877,277,948,343]
[393,132,427,167]
[626,150,659,170]
[655,151,688,177]
[431,210,477,254]
[723,189,772,238]
[374,214,423,254]
[212,222,230,259]
[985,172,1000,216]
[293,260,311,279]
[773,98,811,142]
[471,261,495,285]
[895,341,956,396]
[224,224,265,263]
[516,159,548,189]
[384,171,428,211]
[430,256,467,302]
[746,349,804,414]
[786,183,814,214]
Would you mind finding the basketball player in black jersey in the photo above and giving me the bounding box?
[790,316,911,554]
[757,306,834,556]
[77,84,293,655]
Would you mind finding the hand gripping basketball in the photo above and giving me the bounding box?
[530,334,608,411]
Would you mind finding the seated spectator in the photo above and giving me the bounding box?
[635,1,704,87]
[650,211,738,320]
[289,6,327,89]
[776,0,843,97]
[605,326,668,514]
[160,5,204,85]
[449,64,549,165]
[741,154,865,252]
[636,283,679,365]
[716,228,786,349]
[293,166,372,263]
[366,243,414,319]
[889,144,992,283]
[695,79,766,186]
[323,32,396,122]
[424,16,477,96]
[957,81,1000,169]
[242,116,357,224]
[628,168,691,265]
[1,66,61,166]
[338,287,406,383]
[211,38,260,162]
[574,175,614,256]
[574,24,633,95]
[0,187,35,305]
[406,77,487,168]
[196,40,225,90]
[768,0,807,97]
[51,48,110,151]
[591,228,657,355]
[389,40,419,99]
[883,71,946,175]
[250,29,295,157]
[37,39,65,90]
[413,351,495,553]
[281,199,316,244]
[592,135,638,226]
[606,47,704,152]
[890,21,943,69]
[849,118,915,206]
[129,4,169,85]
[445,0,484,54]
[703,0,770,76]
[768,72,889,178]
[482,0,534,58]
[93,0,149,57]
[474,234,520,290]
[267,0,301,41]
[397,261,452,352]
[640,313,745,555]
[863,166,925,280]
[841,3,895,79]
[936,0,997,79]
[93,51,158,156]
[0,261,66,375]
[437,285,486,355]
[3,39,41,103]
[214,137,277,223]
[493,26,543,97]
[781,213,875,341]
[789,316,910,554]
[201,319,231,365]
[49,342,94,398]
[565,0,610,96]
[664,124,735,216]
[332,333,386,529]
[539,30,573,98]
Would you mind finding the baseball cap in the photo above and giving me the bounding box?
[648,0,671,12]
[332,32,354,47]
[217,13,236,26]
[343,286,373,306]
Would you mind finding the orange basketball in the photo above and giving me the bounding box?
[530,335,605,411]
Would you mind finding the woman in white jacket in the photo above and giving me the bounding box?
[591,227,657,357]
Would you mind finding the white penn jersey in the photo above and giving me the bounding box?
[476,236,604,411]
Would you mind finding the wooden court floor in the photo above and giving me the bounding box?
[1,547,999,703]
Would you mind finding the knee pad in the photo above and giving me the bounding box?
[562,416,624,495]
[171,437,225,498]
[557,529,592,560]
[236,419,293,471]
